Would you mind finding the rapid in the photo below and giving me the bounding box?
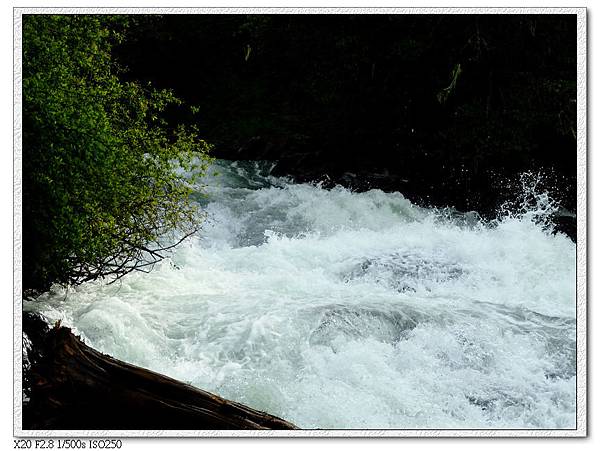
[25,160,576,429]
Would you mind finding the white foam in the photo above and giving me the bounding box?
[25,161,576,429]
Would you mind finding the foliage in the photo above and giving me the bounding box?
[22,15,212,292]
[437,63,462,104]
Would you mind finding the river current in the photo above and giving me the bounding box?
[25,160,576,429]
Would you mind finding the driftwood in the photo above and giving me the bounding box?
[22,313,297,430]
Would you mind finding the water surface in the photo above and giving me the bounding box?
[26,160,576,429]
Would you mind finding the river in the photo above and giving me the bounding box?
[24,159,576,429]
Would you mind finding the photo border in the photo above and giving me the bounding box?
[13,6,588,438]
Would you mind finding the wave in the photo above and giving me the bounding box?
[25,160,576,429]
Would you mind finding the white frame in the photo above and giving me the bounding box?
[13,6,587,437]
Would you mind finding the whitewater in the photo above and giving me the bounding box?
[25,160,576,429]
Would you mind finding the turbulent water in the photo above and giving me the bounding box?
[25,160,577,429]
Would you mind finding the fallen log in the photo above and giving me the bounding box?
[22,312,298,430]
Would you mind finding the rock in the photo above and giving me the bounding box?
[553,214,577,241]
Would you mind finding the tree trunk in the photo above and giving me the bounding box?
[22,313,298,430]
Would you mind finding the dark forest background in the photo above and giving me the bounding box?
[115,14,577,235]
